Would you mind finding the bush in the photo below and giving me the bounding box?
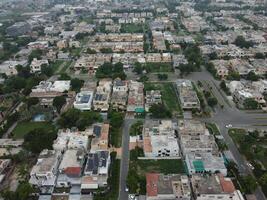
[57,108,102,130]
[96,62,126,80]
[149,103,171,118]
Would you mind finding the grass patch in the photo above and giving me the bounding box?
[136,159,185,175]
[120,23,144,33]
[12,121,55,139]
[145,62,173,73]
[228,128,247,144]
[51,60,64,73]
[58,61,72,74]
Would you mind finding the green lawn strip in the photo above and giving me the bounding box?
[206,123,220,135]
[161,83,183,115]
[12,121,55,139]
[52,60,64,73]
[59,61,72,74]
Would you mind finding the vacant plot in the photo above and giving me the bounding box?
[137,159,185,175]
[144,82,182,115]
[120,23,144,33]
[145,63,174,73]
[12,121,55,139]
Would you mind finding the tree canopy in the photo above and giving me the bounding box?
[53,95,66,113]
[95,62,126,80]
[57,108,102,130]
[23,127,57,154]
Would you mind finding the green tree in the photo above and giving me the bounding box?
[247,71,259,81]
[86,48,97,54]
[242,175,258,193]
[207,97,218,107]
[243,98,259,110]
[28,49,42,62]
[58,73,71,80]
[71,78,84,92]
[41,64,53,77]
[23,128,57,154]
[234,35,254,49]
[26,97,39,109]
[255,52,265,59]
[53,95,66,113]
[100,48,113,53]
[57,108,81,128]
[227,71,240,81]
[133,62,143,75]
[149,103,171,118]
[157,73,168,80]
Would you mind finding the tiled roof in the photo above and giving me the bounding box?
[146,173,159,197]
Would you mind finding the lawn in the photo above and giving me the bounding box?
[144,82,183,116]
[145,62,174,73]
[58,61,72,74]
[136,159,185,175]
[51,60,64,73]
[120,23,144,33]
[12,121,55,139]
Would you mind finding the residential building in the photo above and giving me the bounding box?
[146,173,191,200]
[0,60,27,76]
[185,152,227,176]
[176,79,200,110]
[127,81,144,113]
[93,79,112,112]
[178,120,218,155]
[30,81,71,106]
[145,90,162,111]
[143,120,180,158]
[30,58,49,73]
[57,149,85,187]
[73,91,94,111]
[191,174,245,200]
[111,78,128,111]
[29,150,62,187]
[82,150,110,190]
[90,123,109,152]
[6,22,31,37]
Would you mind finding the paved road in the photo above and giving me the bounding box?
[118,118,137,200]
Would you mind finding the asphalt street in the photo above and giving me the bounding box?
[118,118,137,200]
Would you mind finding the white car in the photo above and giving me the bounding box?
[247,162,255,170]
[125,187,129,192]
[226,124,232,128]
